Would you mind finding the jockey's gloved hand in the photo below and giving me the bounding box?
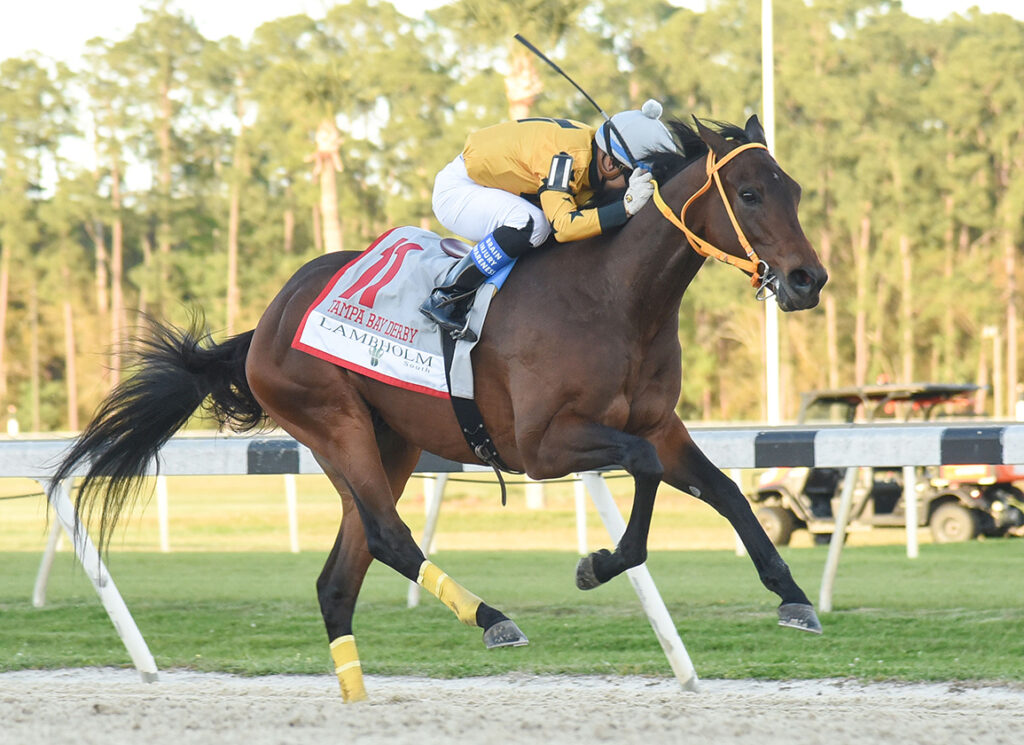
[623,169,654,217]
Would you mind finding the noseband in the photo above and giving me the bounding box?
[651,142,777,297]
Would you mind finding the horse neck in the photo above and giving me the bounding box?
[603,164,710,331]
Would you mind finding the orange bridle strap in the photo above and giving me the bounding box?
[651,142,769,286]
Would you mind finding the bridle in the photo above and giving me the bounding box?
[651,141,778,299]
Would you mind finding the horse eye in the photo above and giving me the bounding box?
[740,189,759,204]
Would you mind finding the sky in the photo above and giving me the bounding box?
[1,1,1023,65]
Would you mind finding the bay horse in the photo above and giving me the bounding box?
[52,115,827,702]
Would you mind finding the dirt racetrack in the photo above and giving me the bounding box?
[2,669,1021,745]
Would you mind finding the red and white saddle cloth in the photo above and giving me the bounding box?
[292,226,495,399]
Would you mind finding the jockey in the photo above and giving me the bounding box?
[421,99,676,340]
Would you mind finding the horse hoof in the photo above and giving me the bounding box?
[778,603,823,634]
[483,619,529,649]
[575,554,602,590]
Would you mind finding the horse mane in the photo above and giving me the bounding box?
[644,118,752,183]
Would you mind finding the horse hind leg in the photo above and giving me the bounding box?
[313,426,428,701]
[313,415,527,701]
[316,501,373,702]
[414,561,529,649]
[377,421,527,648]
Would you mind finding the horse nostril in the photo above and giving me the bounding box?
[789,269,813,291]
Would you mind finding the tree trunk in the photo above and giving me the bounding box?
[139,230,153,319]
[312,203,323,254]
[941,138,957,380]
[62,265,79,431]
[156,76,173,311]
[419,187,431,231]
[314,118,343,254]
[227,184,240,334]
[820,229,839,388]
[998,141,1019,417]
[226,87,246,335]
[0,242,9,402]
[89,219,109,315]
[504,49,542,120]
[717,334,730,420]
[29,281,40,432]
[900,233,913,383]
[90,125,109,320]
[110,154,125,387]
[283,208,295,254]
[320,166,342,254]
[1004,228,1017,417]
[871,272,890,381]
[941,194,955,380]
[854,209,872,386]
[976,338,989,415]
[283,184,295,255]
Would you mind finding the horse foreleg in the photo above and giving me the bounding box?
[530,420,664,589]
[653,420,822,634]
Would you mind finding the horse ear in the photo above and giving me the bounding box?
[692,116,731,158]
[744,115,767,146]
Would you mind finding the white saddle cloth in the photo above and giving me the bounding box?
[292,226,511,399]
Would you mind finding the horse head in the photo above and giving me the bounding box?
[690,116,827,311]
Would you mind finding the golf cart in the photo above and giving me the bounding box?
[749,383,1024,545]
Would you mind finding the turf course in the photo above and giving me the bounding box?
[2,543,1022,683]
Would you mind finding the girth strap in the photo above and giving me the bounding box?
[440,333,520,505]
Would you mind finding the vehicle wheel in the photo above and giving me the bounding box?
[929,503,979,543]
[757,506,795,546]
[812,532,848,546]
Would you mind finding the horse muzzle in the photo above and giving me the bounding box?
[773,264,828,311]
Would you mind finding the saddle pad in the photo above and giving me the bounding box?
[292,226,514,399]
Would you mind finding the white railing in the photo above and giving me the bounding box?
[5,423,1021,691]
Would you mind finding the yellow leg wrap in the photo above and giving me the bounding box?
[417,560,482,626]
[329,635,367,703]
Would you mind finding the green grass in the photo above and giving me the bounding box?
[2,543,1022,683]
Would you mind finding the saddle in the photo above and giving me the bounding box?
[439,238,471,258]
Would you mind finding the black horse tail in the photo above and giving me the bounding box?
[51,315,267,551]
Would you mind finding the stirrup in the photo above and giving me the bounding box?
[427,311,477,342]
[419,295,478,342]
[447,318,478,343]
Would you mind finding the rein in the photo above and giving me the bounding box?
[651,142,774,293]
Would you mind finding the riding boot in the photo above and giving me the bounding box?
[419,252,488,341]
[420,221,534,341]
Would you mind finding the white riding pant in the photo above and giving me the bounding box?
[432,155,551,247]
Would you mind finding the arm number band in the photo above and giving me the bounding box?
[546,153,574,193]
